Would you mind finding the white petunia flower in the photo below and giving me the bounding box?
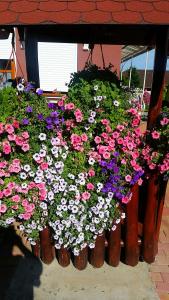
[39,133,46,141]
[20,172,27,180]
[88,157,95,165]
[113,100,120,107]
[17,83,24,92]
[21,183,28,189]
[39,149,46,157]
[34,176,42,184]
[33,153,40,161]
[89,243,95,249]
[23,164,31,172]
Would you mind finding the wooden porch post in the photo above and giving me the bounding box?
[147,27,168,129]
[24,28,40,87]
[143,27,168,263]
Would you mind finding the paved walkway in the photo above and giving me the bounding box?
[149,184,169,300]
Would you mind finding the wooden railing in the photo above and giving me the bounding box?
[32,178,168,269]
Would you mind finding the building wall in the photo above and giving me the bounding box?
[77,44,121,76]
[15,36,121,84]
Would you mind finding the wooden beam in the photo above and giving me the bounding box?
[25,28,40,87]
[19,24,160,45]
[147,27,168,128]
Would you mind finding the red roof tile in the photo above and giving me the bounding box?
[0,0,168,25]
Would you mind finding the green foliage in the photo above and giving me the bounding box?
[68,63,121,88]
[0,87,18,122]
[123,67,141,89]
[68,78,131,130]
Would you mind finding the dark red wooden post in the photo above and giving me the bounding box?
[32,241,40,258]
[40,227,55,264]
[156,179,168,243]
[147,28,168,129]
[143,174,159,262]
[124,184,139,266]
[90,233,105,268]
[143,28,168,263]
[107,223,121,267]
[58,247,70,267]
[73,247,88,270]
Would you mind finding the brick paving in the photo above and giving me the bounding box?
[149,184,169,300]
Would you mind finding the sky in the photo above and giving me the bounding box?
[121,49,169,71]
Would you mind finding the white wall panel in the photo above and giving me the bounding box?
[38,42,77,92]
[0,34,12,59]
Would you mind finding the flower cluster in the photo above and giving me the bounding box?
[0,78,168,253]
[141,111,169,180]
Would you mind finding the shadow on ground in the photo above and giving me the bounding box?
[0,226,42,300]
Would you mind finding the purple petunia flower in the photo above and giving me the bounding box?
[26,106,33,113]
[22,118,29,125]
[48,103,55,109]
[24,83,34,93]
[113,151,120,157]
[45,117,52,124]
[50,111,59,118]
[53,119,60,125]
[46,124,53,130]
[37,113,44,121]
[36,88,43,96]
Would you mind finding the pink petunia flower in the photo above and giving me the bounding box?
[88,169,95,177]
[22,131,29,139]
[40,162,49,171]
[12,195,20,202]
[151,131,160,139]
[81,133,88,142]
[101,119,109,126]
[3,188,12,197]
[103,152,111,159]
[122,196,130,204]
[5,124,14,134]
[87,183,94,190]
[0,123,4,134]
[94,136,102,144]
[8,134,16,141]
[21,143,30,152]
[125,175,132,182]
[13,120,19,129]
[65,102,75,110]
[82,191,91,200]
[2,142,11,155]
[0,204,7,213]
[160,117,169,126]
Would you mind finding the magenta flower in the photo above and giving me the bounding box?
[151,130,160,139]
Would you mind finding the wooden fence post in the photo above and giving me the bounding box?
[124,184,139,266]
[107,223,121,267]
[73,247,88,270]
[143,174,159,262]
[58,247,70,267]
[90,233,105,268]
[32,241,40,258]
[40,227,55,264]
